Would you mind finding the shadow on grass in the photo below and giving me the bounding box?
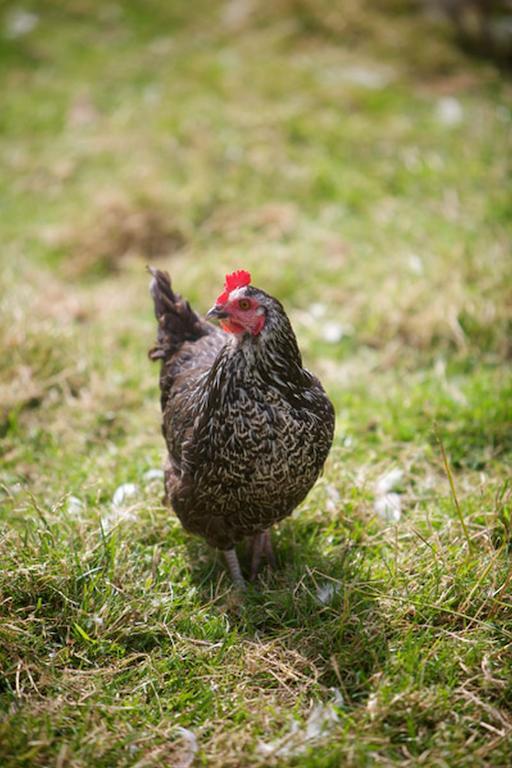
[185,515,390,705]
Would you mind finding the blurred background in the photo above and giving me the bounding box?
[1,3,512,765]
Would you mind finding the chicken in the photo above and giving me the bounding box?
[148,268,335,587]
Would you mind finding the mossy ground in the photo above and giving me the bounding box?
[1,1,511,766]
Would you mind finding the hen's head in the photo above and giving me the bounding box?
[206,269,272,337]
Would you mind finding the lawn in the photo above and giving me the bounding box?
[1,1,511,766]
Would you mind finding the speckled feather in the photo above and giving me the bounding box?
[148,269,335,550]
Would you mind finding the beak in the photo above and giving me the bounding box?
[206,305,229,321]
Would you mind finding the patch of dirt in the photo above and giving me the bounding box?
[62,199,186,278]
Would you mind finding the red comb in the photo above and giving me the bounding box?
[216,269,251,304]
[225,269,251,292]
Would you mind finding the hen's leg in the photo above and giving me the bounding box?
[250,533,265,581]
[224,549,246,589]
[250,529,276,580]
[263,529,276,569]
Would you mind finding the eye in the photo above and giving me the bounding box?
[238,298,251,310]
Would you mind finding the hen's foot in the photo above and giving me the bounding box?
[250,529,276,581]
[223,548,246,590]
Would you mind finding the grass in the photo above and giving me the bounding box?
[1,0,511,765]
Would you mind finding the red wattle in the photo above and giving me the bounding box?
[220,318,246,334]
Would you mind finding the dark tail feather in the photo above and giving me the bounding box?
[148,267,208,361]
